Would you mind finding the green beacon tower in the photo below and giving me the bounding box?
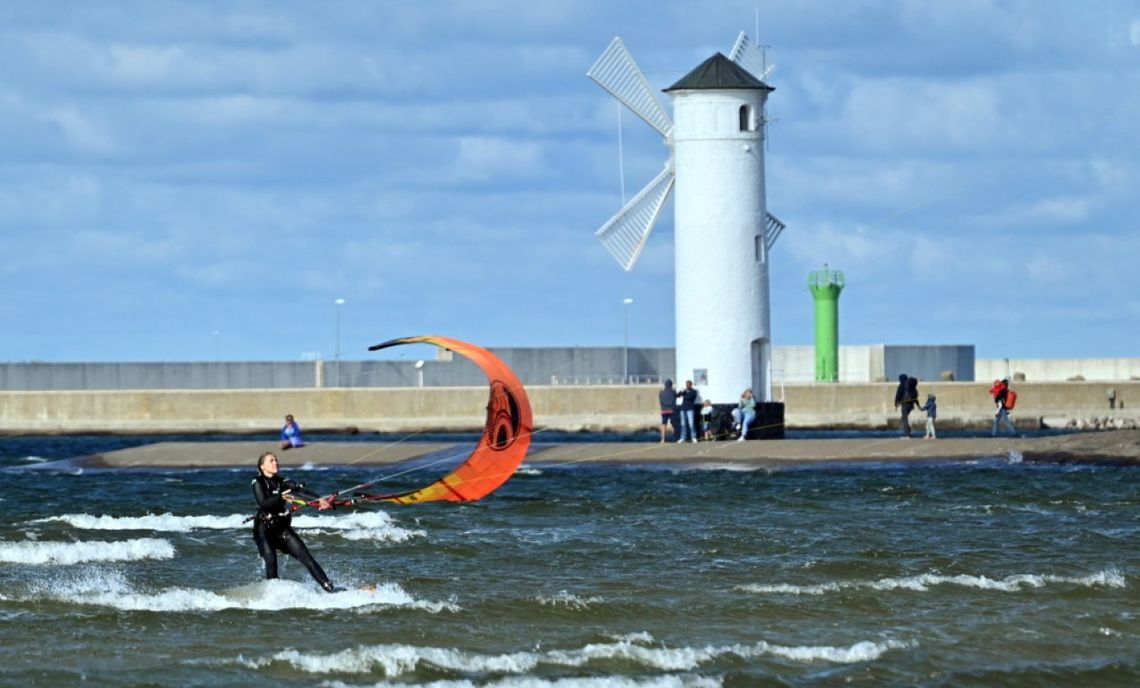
[808,264,845,382]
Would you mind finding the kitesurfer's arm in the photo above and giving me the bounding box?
[252,478,287,512]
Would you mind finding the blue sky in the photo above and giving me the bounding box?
[2,0,1138,363]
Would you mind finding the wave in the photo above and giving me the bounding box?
[535,591,604,610]
[0,537,175,565]
[29,511,424,543]
[20,570,456,613]
[235,633,908,677]
[739,568,1127,595]
[324,676,723,688]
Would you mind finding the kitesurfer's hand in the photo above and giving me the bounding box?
[317,497,332,510]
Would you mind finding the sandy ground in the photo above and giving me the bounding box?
[65,430,1140,469]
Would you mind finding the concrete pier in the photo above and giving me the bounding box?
[59,429,1140,470]
[1,381,1137,435]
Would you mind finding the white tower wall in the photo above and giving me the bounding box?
[669,89,771,404]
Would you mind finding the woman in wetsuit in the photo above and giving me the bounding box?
[252,451,338,592]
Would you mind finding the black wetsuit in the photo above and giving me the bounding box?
[251,473,333,591]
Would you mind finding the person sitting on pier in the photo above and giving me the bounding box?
[732,388,757,441]
[280,414,305,450]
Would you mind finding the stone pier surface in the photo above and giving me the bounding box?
[69,430,1140,469]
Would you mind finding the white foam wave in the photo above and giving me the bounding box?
[240,635,905,677]
[739,568,1127,595]
[31,510,424,542]
[324,676,722,688]
[515,465,543,476]
[34,574,455,613]
[33,513,249,531]
[536,591,604,610]
[0,538,175,565]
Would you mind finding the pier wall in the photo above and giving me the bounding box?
[1,381,1136,435]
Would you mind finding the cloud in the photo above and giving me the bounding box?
[45,106,118,153]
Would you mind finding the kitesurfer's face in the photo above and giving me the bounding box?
[259,453,279,477]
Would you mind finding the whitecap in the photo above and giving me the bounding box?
[30,510,425,542]
[536,591,604,610]
[739,568,1127,595]
[0,537,175,565]
[37,577,456,614]
[236,635,906,678]
[323,676,723,688]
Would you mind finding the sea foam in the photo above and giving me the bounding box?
[32,575,456,613]
[739,568,1127,595]
[31,510,424,542]
[323,675,723,688]
[0,537,175,565]
[238,633,907,677]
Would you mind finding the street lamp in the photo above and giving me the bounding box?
[622,297,634,384]
[334,298,345,387]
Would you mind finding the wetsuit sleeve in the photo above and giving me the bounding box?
[252,478,286,512]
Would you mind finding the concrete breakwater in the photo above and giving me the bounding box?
[0,381,1136,435]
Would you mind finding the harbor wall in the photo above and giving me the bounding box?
[1,381,1136,435]
[5,350,1136,392]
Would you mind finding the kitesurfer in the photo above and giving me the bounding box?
[252,451,338,592]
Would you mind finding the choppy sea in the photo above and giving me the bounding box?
[1,431,1138,687]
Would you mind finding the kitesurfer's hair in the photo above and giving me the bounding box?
[257,452,277,473]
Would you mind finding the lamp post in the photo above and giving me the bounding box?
[622,297,634,384]
[334,298,345,386]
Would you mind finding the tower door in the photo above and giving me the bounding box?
[751,338,770,402]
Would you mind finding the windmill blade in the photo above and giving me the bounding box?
[729,31,775,81]
[765,212,786,250]
[587,37,673,138]
[595,163,675,271]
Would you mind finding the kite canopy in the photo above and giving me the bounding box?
[362,335,533,504]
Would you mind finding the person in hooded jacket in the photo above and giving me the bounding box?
[658,379,676,443]
[919,393,938,440]
[252,451,338,592]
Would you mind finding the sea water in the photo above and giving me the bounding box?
[1,434,1138,687]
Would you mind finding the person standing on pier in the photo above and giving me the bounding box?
[991,379,1018,436]
[919,394,938,440]
[894,374,919,438]
[658,379,676,443]
[676,380,700,443]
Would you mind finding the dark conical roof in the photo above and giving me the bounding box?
[664,52,774,92]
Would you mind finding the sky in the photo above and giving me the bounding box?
[2,0,1138,364]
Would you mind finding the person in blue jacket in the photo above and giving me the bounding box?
[279,414,305,450]
[919,393,938,440]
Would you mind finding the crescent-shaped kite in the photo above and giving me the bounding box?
[327,335,533,505]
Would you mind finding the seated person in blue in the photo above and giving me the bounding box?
[279,414,305,450]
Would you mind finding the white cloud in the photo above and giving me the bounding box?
[45,107,118,153]
[841,78,1005,151]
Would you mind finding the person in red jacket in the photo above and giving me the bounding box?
[990,379,1017,437]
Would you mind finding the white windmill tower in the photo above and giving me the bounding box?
[588,33,786,407]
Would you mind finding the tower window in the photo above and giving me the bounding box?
[738,105,751,131]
